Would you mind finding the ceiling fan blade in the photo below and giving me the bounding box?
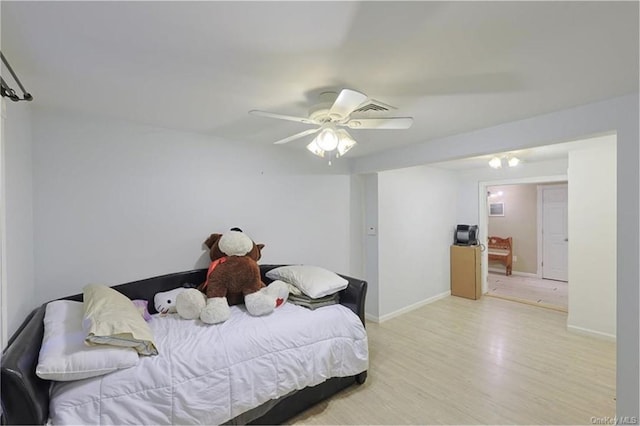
[274,127,320,145]
[249,110,314,125]
[328,89,368,119]
[345,117,414,130]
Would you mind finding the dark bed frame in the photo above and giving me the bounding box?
[0,264,368,425]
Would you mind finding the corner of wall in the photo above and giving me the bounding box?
[2,101,35,342]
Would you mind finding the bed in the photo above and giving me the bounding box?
[1,264,368,425]
[487,236,513,276]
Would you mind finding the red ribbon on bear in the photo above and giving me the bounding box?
[201,256,228,291]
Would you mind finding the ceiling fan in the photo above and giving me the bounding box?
[249,89,413,162]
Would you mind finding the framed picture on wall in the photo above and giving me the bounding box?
[489,202,505,216]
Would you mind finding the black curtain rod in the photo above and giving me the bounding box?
[0,51,33,102]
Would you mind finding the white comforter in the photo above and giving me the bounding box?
[49,303,369,425]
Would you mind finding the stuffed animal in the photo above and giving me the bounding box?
[176,228,288,324]
[154,287,188,314]
[154,283,198,314]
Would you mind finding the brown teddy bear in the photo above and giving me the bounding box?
[176,228,289,324]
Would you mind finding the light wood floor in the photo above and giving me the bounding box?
[288,295,615,425]
[487,272,568,311]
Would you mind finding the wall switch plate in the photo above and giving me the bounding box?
[513,255,517,262]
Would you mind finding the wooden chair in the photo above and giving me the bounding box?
[487,236,512,276]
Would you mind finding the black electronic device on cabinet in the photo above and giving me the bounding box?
[454,224,478,246]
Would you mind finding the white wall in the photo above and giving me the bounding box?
[363,173,379,318]
[377,164,457,319]
[31,108,353,303]
[349,174,365,281]
[351,93,639,417]
[3,101,35,339]
[567,137,617,338]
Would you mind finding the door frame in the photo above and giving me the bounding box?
[478,174,567,295]
[537,183,568,280]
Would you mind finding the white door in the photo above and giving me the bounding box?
[542,185,568,281]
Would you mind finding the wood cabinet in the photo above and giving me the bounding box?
[450,245,482,300]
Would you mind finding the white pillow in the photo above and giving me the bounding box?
[36,300,139,381]
[83,284,158,356]
[266,265,348,299]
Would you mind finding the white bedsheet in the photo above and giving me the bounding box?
[49,303,369,425]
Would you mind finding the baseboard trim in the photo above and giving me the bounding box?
[488,267,538,278]
[567,324,616,342]
[364,312,379,322]
[366,290,451,323]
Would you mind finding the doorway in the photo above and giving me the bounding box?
[485,182,569,311]
[478,176,568,311]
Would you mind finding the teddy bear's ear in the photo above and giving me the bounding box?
[255,243,265,261]
[204,233,222,249]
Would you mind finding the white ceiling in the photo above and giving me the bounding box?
[1,1,638,162]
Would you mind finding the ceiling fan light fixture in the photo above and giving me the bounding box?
[306,140,325,158]
[336,129,357,157]
[489,157,503,169]
[315,125,339,151]
[249,88,413,164]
